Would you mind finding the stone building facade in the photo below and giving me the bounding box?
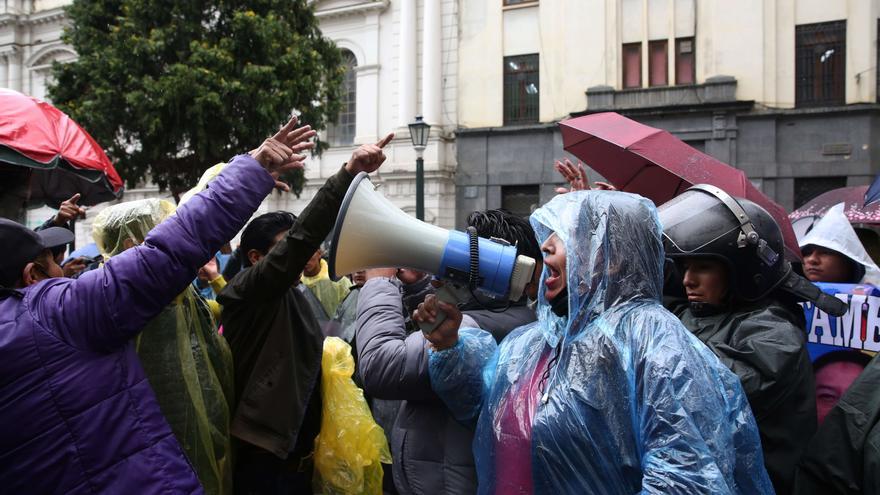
[454,0,880,227]
[2,0,459,246]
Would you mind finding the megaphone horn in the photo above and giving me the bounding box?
[330,172,535,302]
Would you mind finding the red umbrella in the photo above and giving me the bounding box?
[789,186,880,225]
[560,112,801,261]
[0,88,123,207]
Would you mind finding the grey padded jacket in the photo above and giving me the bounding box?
[355,278,537,495]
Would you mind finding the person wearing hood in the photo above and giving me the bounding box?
[658,184,848,495]
[354,209,541,495]
[91,198,235,494]
[302,245,353,319]
[0,116,313,494]
[422,190,772,494]
[799,202,880,285]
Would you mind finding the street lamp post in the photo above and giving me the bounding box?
[408,115,431,220]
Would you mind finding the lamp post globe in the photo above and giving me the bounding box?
[408,116,431,220]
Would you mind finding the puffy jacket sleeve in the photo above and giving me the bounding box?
[218,166,353,304]
[355,278,436,401]
[32,154,274,351]
[635,311,773,494]
[429,328,498,426]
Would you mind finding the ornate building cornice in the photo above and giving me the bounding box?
[0,6,67,28]
[0,13,17,28]
[28,7,67,26]
[315,0,389,20]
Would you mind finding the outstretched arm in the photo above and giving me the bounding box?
[355,273,437,401]
[428,328,497,426]
[34,117,309,351]
[421,295,497,425]
[221,133,394,302]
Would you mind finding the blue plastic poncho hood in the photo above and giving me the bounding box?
[529,191,666,347]
[429,191,773,494]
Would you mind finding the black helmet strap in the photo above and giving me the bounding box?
[779,269,849,317]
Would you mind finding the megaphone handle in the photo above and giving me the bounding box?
[418,284,465,335]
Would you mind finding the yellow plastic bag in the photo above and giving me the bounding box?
[313,337,391,495]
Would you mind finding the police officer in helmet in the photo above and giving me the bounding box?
[658,184,846,495]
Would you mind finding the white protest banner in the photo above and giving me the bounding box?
[800,282,880,359]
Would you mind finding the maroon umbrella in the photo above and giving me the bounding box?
[789,185,880,225]
[560,112,801,261]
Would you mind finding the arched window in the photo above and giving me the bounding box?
[327,50,357,146]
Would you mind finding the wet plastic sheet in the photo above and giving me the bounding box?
[92,199,234,494]
[313,337,391,494]
[429,191,773,494]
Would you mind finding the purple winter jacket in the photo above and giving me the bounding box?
[0,155,273,494]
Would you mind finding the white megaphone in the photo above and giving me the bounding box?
[330,172,536,333]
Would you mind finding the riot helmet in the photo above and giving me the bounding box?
[659,184,847,315]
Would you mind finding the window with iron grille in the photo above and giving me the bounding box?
[501,185,540,218]
[676,37,695,85]
[327,50,357,146]
[622,42,642,88]
[503,54,539,125]
[794,176,847,209]
[796,21,846,107]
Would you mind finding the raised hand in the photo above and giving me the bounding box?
[415,294,462,350]
[364,267,399,280]
[346,133,394,175]
[250,116,317,191]
[54,193,86,226]
[397,268,426,285]
[554,158,588,194]
[554,158,616,194]
[198,256,220,282]
[62,257,88,278]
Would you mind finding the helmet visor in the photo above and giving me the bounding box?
[658,190,740,254]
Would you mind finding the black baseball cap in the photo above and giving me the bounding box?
[0,218,74,287]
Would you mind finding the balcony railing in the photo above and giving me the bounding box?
[586,75,737,111]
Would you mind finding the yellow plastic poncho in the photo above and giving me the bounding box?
[302,258,353,318]
[92,198,234,495]
[179,162,226,207]
[313,337,391,495]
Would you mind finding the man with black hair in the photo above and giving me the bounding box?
[461,209,542,341]
[218,133,394,494]
[353,209,542,495]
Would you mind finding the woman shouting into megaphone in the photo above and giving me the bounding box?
[419,190,774,494]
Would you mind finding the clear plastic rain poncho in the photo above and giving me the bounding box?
[92,199,234,495]
[428,191,773,494]
[799,202,880,285]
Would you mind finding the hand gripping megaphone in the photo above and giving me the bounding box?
[330,172,536,332]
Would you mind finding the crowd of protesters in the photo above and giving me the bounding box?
[3,116,880,495]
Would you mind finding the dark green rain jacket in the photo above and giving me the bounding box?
[670,297,816,495]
